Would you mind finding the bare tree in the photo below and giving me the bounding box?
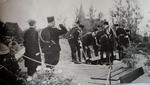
[74,8,80,23]
[87,5,97,31]
[97,11,103,21]
[88,6,96,23]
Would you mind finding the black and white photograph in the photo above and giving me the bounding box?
[0,0,150,85]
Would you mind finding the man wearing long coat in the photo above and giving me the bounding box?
[23,20,40,76]
[68,24,83,63]
[39,16,67,66]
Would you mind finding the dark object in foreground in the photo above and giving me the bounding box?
[0,65,24,85]
[119,67,144,83]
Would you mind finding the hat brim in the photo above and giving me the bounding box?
[0,43,10,55]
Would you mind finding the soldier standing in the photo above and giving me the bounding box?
[39,16,67,66]
[23,20,40,77]
[68,22,84,64]
[100,21,116,64]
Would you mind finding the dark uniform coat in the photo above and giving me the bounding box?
[68,27,82,62]
[40,24,67,65]
[98,27,116,62]
[116,27,129,47]
[116,27,126,36]
[23,27,40,76]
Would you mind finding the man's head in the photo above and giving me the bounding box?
[47,16,55,27]
[75,20,80,25]
[114,24,119,29]
[119,24,125,29]
[28,19,36,27]
[103,21,109,29]
[79,24,84,29]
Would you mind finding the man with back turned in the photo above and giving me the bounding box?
[39,16,67,67]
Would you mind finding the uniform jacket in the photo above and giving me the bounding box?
[24,27,39,60]
[40,24,67,53]
[116,28,126,36]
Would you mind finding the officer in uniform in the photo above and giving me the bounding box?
[100,21,116,64]
[39,16,67,66]
[23,20,40,76]
[68,21,84,64]
[116,24,130,60]
[116,24,126,37]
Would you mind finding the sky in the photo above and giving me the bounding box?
[0,0,150,35]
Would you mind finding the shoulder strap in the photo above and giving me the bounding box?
[39,29,56,45]
[39,29,50,43]
[38,29,46,67]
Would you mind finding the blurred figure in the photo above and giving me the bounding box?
[0,35,20,75]
[99,21,116,65]
[23,19,40,76]
[68,21,85,64]
[116,24,130,60]
[0,40,24,85]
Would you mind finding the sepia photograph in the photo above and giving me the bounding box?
[0,0,150,85]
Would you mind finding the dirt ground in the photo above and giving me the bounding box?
[16,39,150,85]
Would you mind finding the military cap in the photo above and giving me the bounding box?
[28,19,36,26]
[47,16,54,23]
[75,20,80,24]
[103,21,109,25]
[79,24,84,28]
[114,24,119,27]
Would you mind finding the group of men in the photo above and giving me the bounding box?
[23,16,67,78]
[68,20,131,65]
[0,16,130,83]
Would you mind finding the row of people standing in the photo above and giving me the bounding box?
[68,20,131,65]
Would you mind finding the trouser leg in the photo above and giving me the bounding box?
[69,41,77,62]
[27,61,38,76]
[77,47,81,62]
[93,45,99,56]
[71,48,77,62]
[110,50,114,63]
[106,51,110,63]
[87,47,91,59]
[45,52,60,66]
[82,46,87,61]
[100,51,104,60]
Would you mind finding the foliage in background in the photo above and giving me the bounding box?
[122,45,138,68]
[110,0,143,68]
[74,4,104,33]
[110,0,143,43]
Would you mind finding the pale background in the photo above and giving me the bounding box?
[0,0,150,35]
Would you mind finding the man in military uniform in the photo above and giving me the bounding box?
[68,21,84,64]
[39,16,67,66]
[100,21,116,64]
[116,24,130,60]
[23,20,40,76]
